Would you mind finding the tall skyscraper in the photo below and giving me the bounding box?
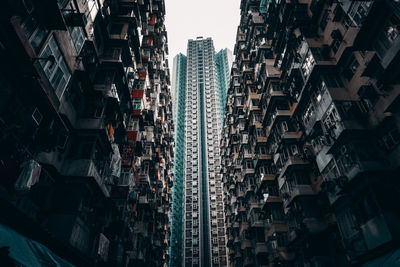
[171,37,230,267]
[215,49,233,125]
[170,53,187,266]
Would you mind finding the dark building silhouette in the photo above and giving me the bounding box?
[0,0,173,266]
[221,0,400,266]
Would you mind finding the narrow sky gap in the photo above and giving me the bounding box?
[165,0,241,58]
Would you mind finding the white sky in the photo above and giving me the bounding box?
[165,0,241,60]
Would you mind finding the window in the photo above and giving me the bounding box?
[69,26,85,54]
[245,160,253,169]
[64,2,85,54]
[40,35,71,99]
[133,98,142,110]
[256,128,266,137]
[348,1,371,26]
[374,14,400,59]
[337,207,359,237]
[310,47,325,61]
[343,54,359,80]
[281,121,288,132]
[341,13,352,30]
[21,16,49,54]
[290,145,298,156]
[322,74,343,88]
[86,0,99,20]
[212,247,219,255]
[331,39,341,54]
[301,51,315,79]
[276,232,288,247]
[320,9,329,31]
[380,128,400,151]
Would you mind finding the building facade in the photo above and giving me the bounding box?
[169,53,187,266]
[171,37,228,267]
[222,0,400,266]
[0,0,173,266]
[215,48,233,125]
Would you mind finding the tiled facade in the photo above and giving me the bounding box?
[170,53,187,266]
[221,0,400,266]
[215,48,234,125]
[0,0,173,266]
[182,38,227,267]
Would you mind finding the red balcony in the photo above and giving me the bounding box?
[138,70,147,80]
[126,131,138,141]
[121,144,135,167]
[131,89,144,99]
[148,14,157,26]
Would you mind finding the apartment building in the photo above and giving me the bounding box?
[215,48,234,125]
[170,53,187,266]
[170,37,231,267]
[0,0,173,266]
[221,0,400,266]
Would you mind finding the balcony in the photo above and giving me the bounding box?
[108,23,129,40]
[100,47,124,64]
[302,87,334,135]
[142,151,153,161]
[31,0,67,30]
[239,222,249,237]
[261,195,282,210]
[240,238,252,250]
[280,130,302,141]
[242,167,255,177]
[277,156,309,180]
[139,172,150,185]
[360,211,400,253]
[254,153,273,168]
[241,150,254,160]
[237,187,245,198]
[262,91,286,116]
[243,255,254,267]
[282,184,316,208]
[267,221,288,237]
[256,136,268,143]
[254,243,268,255]
[249,117,263,129]
[227,235,234,247]
[331,143,388,183]
[138,195,149,204]
[234,249,242,259]
[61,159,109,197]
[249,212,264,228]
[257,173,275,190]
[266,109,292,132]
[76,117,106,131]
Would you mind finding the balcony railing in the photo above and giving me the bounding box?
[61,159,109,197]
[282,184,316,208]
[278,155,309,180]
[139,172,150,185]
[255,242,268,255]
